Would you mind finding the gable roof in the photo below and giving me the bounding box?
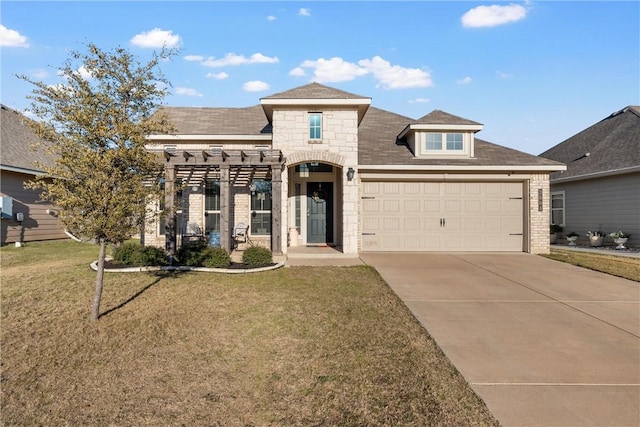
[539,106,640,181]
[260,82,371,124]
[415,110,482,126]
[358,106,564,168]
[0,105,56,175]
[261,82,370,100]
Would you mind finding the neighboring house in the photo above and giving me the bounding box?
[0,105,67,245]
[145,83,565,255]
[540,106,640,247]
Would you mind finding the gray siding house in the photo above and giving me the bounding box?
[540,106,640,247]
[0,105,67,245]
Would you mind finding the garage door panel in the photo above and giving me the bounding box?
[361,181,524,252]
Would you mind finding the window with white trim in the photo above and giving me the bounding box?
[550,191,565,226]
[423,132,465,153]
[205,179,220,234]
[309,113,322,140]
[251,180,272,235]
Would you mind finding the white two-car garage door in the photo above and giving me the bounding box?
[361,181,524,251]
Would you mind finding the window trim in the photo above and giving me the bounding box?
[204,179,221,234]
[420,131,468,155]
[309,112,322,142]
[251,179,272,236]
[550,191,565,227]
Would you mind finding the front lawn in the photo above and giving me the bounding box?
[1,241,498,426]
[543,248,640,282]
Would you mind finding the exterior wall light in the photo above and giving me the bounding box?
[346,167,355,181]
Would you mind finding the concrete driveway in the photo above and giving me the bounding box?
[360,253,640,427]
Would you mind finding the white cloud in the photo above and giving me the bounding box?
[298,8,311,16]
[358,56,432,89]
[497,70,512,78]
[184,55,204,62]
[76,65,93,80]
[31,69,49,79]
[23,110,37,120]
[206,72,229,80]
[175,86,203,97]
[243,80,270,92]
[201,52,279,67]
[267,15,277,21]
[409,98,430,104]
[299,57,368,83]
[289,67,306,77]
[461,4,528,28]
[0,25,29,47]
[457,76,473,85]
[130,28,181,48]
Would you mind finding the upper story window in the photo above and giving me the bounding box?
[424,132,465,153]
[309,113,322,140]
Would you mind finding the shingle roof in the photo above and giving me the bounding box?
[261,82,370,100]
[358,106,563,167]
[414,110,482,126]
[157,104,271,135]
[539,106,640,180]
[0,105,56,173]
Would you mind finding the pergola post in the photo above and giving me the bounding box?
[219,165,231,252]
[271,164,282,255]
[164,165,177,262]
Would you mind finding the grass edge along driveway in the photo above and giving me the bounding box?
[1,241,498,426]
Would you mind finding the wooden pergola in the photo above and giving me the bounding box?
[161,149,286,258]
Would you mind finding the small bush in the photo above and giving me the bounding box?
[242,246,272,267]
[202,247,231,268]
[177,240,209,266]
[113,242,168,266]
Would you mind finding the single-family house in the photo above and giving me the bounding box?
[145,83,565,256]
[0,105,67,245]
[540,106,640,247]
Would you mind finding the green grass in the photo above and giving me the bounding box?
[543,248,640,282]
[1,240,498,426]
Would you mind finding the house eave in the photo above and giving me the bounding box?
[0,164,46,176]
[359,164,567,172]
[260,98,371,124]
[398,123,484,139]
[146,134,273,141]
[550,166,640,184]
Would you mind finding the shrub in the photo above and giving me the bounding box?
[202,247,231,268]
[176,240,209,266]
[242,245,272,267]
[113,242,168,266]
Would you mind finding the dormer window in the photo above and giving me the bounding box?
[423,132,465,153]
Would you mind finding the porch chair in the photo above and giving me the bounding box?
[233,222,251,249]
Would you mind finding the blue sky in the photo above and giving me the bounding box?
[1,1,638,155]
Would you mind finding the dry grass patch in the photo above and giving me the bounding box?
[1,241,498,426]
[544,249,640,282]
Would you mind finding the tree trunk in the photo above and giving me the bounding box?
[91,238,107,321]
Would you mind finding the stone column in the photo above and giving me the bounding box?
[271,164,282,255]
[164,166,177,261]
[220,165,231,252]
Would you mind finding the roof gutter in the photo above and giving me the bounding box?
[146,134,273,141]
[0,164,47,176]
[550,165,640,183]
[359,164,567,172]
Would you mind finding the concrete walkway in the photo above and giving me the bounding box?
[360,253,640,427]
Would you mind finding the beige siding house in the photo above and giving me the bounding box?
[540,106,640,247]
[146,83,565,256]
[0,105,67,245]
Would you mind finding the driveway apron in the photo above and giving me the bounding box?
[360,253,640,427]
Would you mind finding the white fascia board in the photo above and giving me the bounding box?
[0,164,47,176]
[359,164,567,172]
[550,166,640,183]
[146,134,272,141]
[260,98,371,107]
[398,124,483,139]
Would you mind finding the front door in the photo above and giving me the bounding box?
[307,182,333,244]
